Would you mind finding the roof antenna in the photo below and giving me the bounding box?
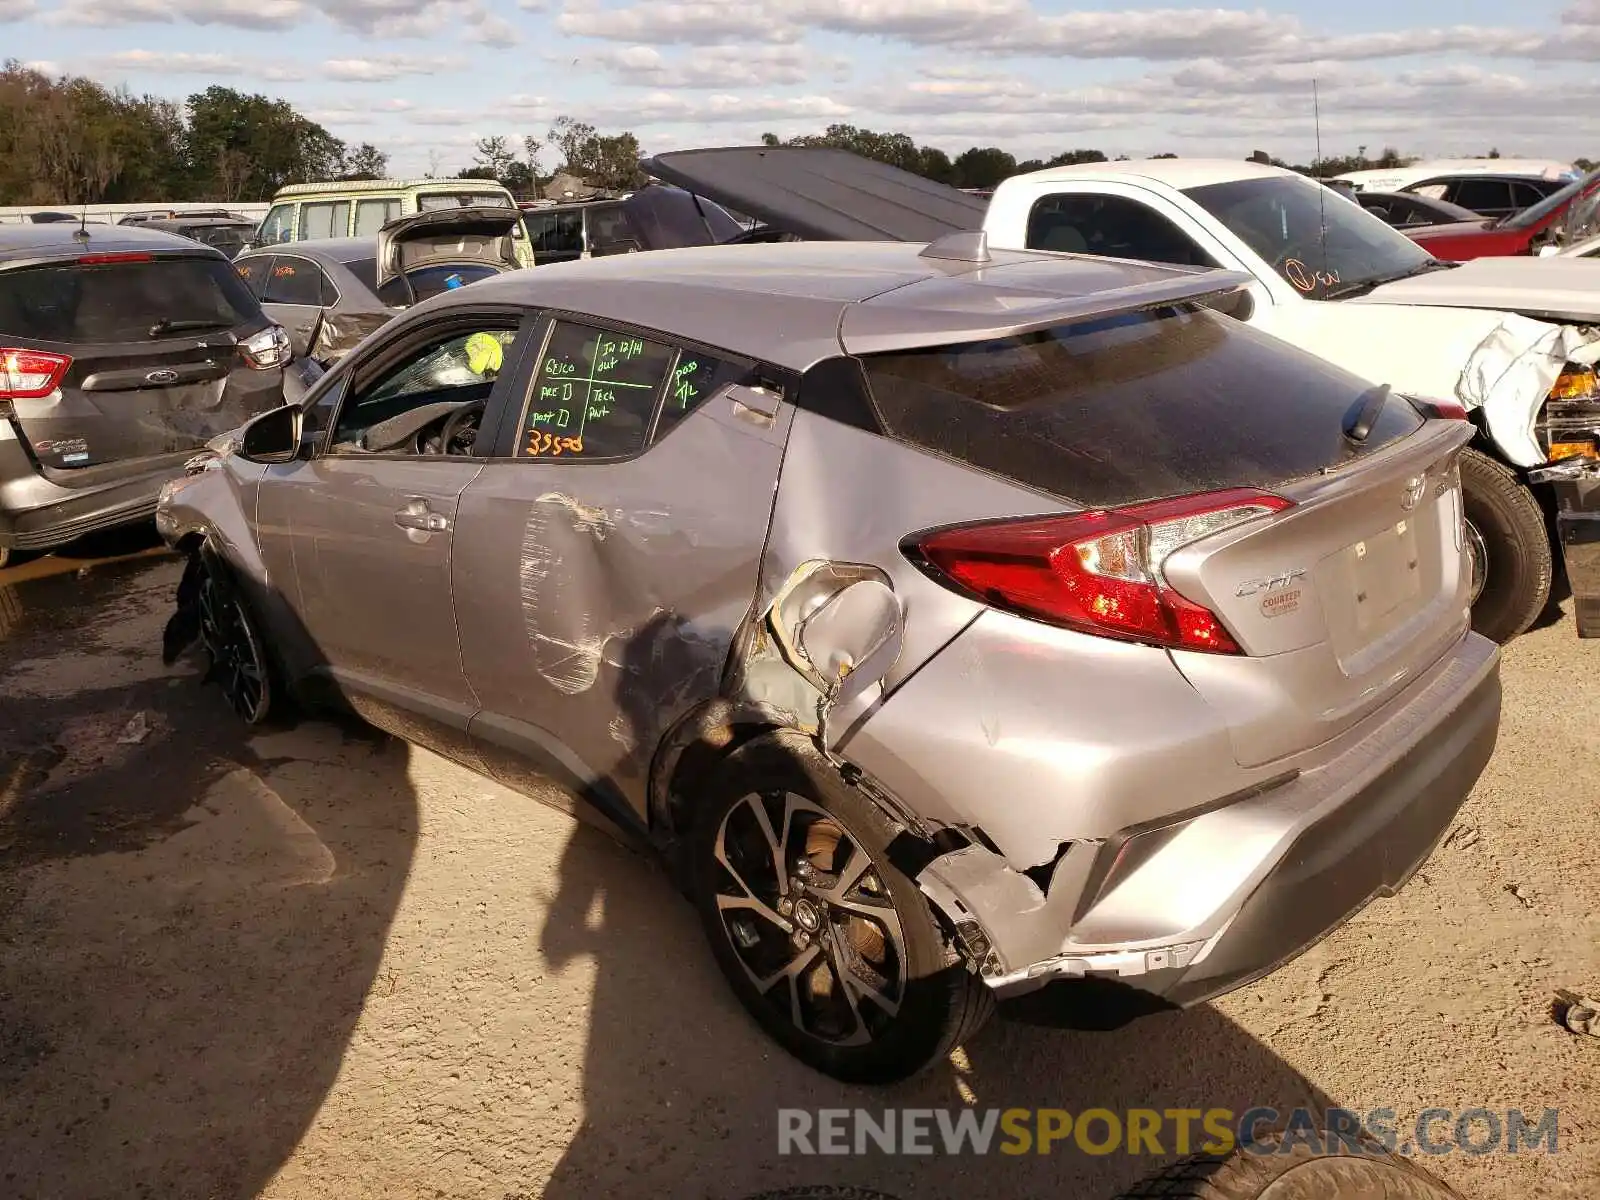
[1313,78,1329,288]
[73,199,91,243]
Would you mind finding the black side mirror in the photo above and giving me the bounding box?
[239,403,304,464]
[1206,288,1255,322]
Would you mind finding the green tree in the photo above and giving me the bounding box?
[184,86,345,200]
[1046,149,1108,167]
[339,142,389,180]
[952,146,1016,189]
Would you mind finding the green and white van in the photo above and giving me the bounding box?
[253,178,536,267]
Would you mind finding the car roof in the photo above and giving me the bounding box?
[1008,158,1298,190]
[0,222,226,260]
[143,217,255,230]
[1405,172,1561,186]
[449,239,1249,370]
[243,238,376,264]
[273,179,511,199]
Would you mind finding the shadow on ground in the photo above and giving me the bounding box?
[0,557,419,1200]
[531,617,1337,1200]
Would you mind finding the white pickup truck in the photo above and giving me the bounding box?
[648,149,1600,642]
[977,159,1600,642]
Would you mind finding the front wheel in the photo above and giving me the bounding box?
[1460,448,1552,644]
[196,554,276,725]
[689,730,993,1085]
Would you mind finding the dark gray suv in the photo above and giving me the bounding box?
[0,223,289,566]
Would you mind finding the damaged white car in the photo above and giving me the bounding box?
[977,159,1600,642]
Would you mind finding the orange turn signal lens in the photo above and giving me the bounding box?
[1550,369,1600,401]
[1549,440,1600,462]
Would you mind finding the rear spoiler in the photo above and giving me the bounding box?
[839,234,1256,356]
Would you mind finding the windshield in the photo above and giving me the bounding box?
[1562,182,1600,245]
[1508,168,1600,232]
[417,192,513,211]
[1184,174,1436,301]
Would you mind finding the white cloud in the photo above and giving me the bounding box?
[48,0,306,29]
[322,53,466,81]
[574,42,812,87]
[0,0,37,20]
[89,49,308,81]
[22,59,60,75]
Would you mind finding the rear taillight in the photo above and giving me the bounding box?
[911,488,1293,654]
[239,324,291,369]
[0,347,72,400]
[1414,398,1469,421]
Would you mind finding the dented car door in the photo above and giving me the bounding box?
[450,316,792,827]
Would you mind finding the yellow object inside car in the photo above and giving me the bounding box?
[465,331,505,377]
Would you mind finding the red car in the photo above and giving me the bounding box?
[1406,169,1600,260]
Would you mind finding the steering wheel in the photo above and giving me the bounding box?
[435,399,485,456]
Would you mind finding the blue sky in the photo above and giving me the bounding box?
[3,0,1596,176]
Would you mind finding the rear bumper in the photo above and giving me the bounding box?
[929,631,1500,1009]
[0,431,172,551]
[1157,640,1499,1006]
[1553,474,1600,637]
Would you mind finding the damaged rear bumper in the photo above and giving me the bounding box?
[915,632,1500,1010]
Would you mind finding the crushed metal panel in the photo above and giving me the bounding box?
[1456,314,1600,467]
[312,308,394,363]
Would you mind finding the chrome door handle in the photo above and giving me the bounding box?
[394,499,450,533]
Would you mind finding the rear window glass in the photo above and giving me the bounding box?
[858,306,1422,508]
[345,257,378,293]
[418,192,512,211]
[376,264,501,307]
[0,254,261,344]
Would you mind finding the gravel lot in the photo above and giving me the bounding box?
[0,550,1595,1200]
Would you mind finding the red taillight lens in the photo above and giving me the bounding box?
[912,488,1293,654]
[0,347,73,400]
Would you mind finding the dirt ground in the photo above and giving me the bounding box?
[0,546,1595,1200]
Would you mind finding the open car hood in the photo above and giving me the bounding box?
[1355,256,1600,323]
[644,146,989,242]
[374,206,522,290]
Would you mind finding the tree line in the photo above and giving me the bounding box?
[3,59,1592,207]
[0,60,388,205]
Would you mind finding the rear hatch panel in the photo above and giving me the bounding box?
[0,249,278,482]
[1165,419,1474,766]
[645,146,989,242]
[374,206,522,291]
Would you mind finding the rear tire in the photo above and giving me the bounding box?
[689,730,993,1085]
[1114,1125,1466,1198]
[1460,448,1551,644]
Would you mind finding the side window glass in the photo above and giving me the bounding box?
[333,325,519,451]
[554,212,583,254]
[1453,179,1510,212]
[263,257,324,306]
[1512,182,1545,209]
[1410,183,1447,200]
[1025,194,1218,267]
[587,205,638,255]
[257,205,293,245]
[300,202,336,240]
[652,354,749,443]
[319,268,340,306]
[354,197,400,237]
[235,255,273,298]
[517,321,673,459]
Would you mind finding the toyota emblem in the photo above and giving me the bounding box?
[1400,475,1426,511]
[144,368,180,385]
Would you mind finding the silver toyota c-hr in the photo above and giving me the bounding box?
[157,236,1500,1084]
